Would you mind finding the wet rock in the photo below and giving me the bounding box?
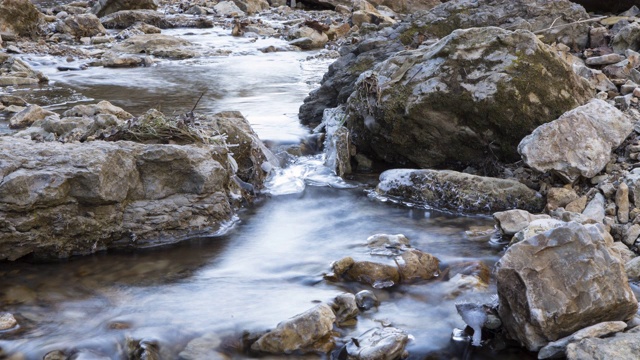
[113,34,199,59]
[63,100,132,120]
[43,350,67,360]
[455,303,487,346]
[344,327,409,360]
[289,26,328,50]
[58,13,106,38]
[92,0,157,18]
[346,27,592,169]
[179,334,225,360]
[9,104,57,129]
[0,312,17,330]
[355,290,379,311]
[617,183,630,224]
[519,100,634,183]
[496,222,638,351]
[376,169,545,214]
[566,326,640,360]
[126,338,160,360]
[493,209,551,236]
[394,249,439,283]
[251,304,336,354]
[0,0,43,38]
[341,259,400,288]
[583,193,606,223]
[331,293,359,326]
[538,321,627,359]
[100,10,172,30]
[366,233,410,255]
[99,51,152,68]
[214,1,246,17]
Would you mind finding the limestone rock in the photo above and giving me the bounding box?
[346,27,592,169]
[617,183,630,224]
[344,327,409,360]
[251,304,336,354]
[231,0,269,15]
[289,26,328,50]
[511,218,567,244]
[92,0,158,18]
[624,168,640,206]
[395,249,439,283]
[496,222,638,351]
[0,313,17,330]
[493,209,551,236]
[331,293,359,326]
[546,187,579,211]
[566,327,640,360]
[58,13,106,38]
[583,193,606,223]
[99,10,172,29]
[113,34,199,59]
[214,1,245,17]
[0,0,43,38]
[519,100,633,182]
[376,169,545,214]
[355,290,379,311]
[625,256,640,280]
[0,54,48,86]
[612,22,640,54]
[610,242,636,264]
[9,104,57,129]
[63,100,132,120]
[538,321,628,359]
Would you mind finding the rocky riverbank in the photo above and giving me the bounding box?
[3,0,640,358]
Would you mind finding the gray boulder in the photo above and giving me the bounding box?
[345,27,592,168]
[519,99,634,182]
[99,10,172,29]
[493,209,551,236]
[299,0,591,126]
[251,304,336,354]
[538,321,628,359]
[566,326,640,360]
[496,222,637,351]
[92,0,158,18]
[9,104,57,129]
[112,34,199,59]
[376,169,545,214]
[58,13,106,38]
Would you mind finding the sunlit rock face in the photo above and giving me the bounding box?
[496,222,638,351]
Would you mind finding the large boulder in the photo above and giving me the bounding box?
[92,0,158,18]
[99,10,172,29]
[58,13,107,38]
[0,0,43,38]
[0,110,274,261]
[0,54,48,87]
[299,0,591,125]
[496,222,638,351]
[112,34,199,59]
[376,169,545,214]
[251,304,336,354]
[344,27,593,168]
[518,99,634,182]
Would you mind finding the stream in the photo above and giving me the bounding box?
[0,5,534,360]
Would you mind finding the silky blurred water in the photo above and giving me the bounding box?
[0,4,533,360]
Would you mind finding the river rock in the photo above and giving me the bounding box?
[100,10,172,29]
[0,54,48,86]
[0,109,273,261]
[496,222,638,351]
[289,26,328,50]
[0,0,43,38]
[58,13,106,38]
[251,304,336,354]
[510,218,567,244]
[355,290,379,310]
[367,233,410,255]
[395,249,439,282]
[299,0,591,126]
[214,1,246,17]
[376,169,545,214]
[64,100,132,119]
[493,209,551,236]
[344,327,409,360]
[519,99,633,183]
[92,0,158,18]
[231,0,269,15]
[538,321,628,359]
[178,334,224,360]
[331,293,359,326]
[113,34,199,59]
[9,104,57,129]
[0,312,17,330]
[566,326,640,360]
[345,27,593,169]
[339,259,400,288]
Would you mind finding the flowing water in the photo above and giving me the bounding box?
[0,6,535,360]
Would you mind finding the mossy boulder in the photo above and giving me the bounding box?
[0,0,43,38]
[344,27,594,168]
